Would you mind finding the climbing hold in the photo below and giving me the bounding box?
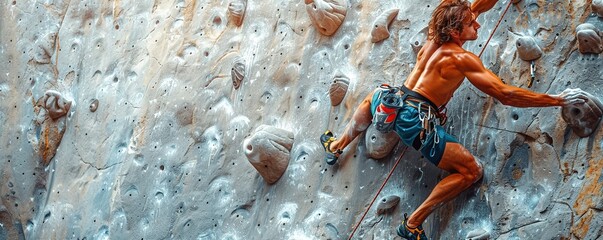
[228,0,247,27]
[231,58,246,89]
[34,90,71,166]
[593,0,603,17]
[576,23,602,54]
[376,195,400,215]
[175,102,193,126]
[365,125,399,159]
[38,90,72,120]
[305,0,347,36]
[243,125,294,184]
[371,9,399,43]
[561,90,603,138]
[89,99,99,112]
[273,63,299,86]
[516,36,542,61]
[328,74,349,106]
[465,228,490,240]
[409,27,429,56]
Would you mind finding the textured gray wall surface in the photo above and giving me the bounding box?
[0,0,602,239]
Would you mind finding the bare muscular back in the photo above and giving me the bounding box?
[410,43,468,107]
[403,41,466,107]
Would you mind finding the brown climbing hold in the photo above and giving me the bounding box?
[232,58,245,89]
[39,90,72,120]
[328,74,349,106]
[371,9,399,43]
[376,195,400,215]
[561,90,603,138]
[305,0,347,36]
[89,98,99,112]
[576,23,602,54]
[175,102,193,126]
[516,36,542,61]
[243,125,294,184]
[34,90,71,166]
[228,0,247,27]
[365,124,400,159]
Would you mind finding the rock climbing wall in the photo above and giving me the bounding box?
[0,0,602,239]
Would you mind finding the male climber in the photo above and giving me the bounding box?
[320,0,588,239]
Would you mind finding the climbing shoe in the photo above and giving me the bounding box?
[320,130,342,165]
[397,213,428,240]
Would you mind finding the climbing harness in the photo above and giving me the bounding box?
[373,84,448,134]
[348,147,408,240]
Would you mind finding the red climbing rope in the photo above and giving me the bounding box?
[478,0,514,57]
[347,147,408,240]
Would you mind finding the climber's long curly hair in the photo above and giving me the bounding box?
[428,0,473,45]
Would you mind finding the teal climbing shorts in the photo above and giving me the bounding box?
[370,89,458,166]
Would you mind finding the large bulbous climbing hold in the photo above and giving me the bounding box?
[305,0,347,36]
[371,9,399,43]
[243,125,294,184]
[516,36,542,61]
[365,124,399,159]
[328,74,349,106]
[39,90,72,120]
[593,0,603,17]
[228,0,247,27]
[576,23,602,54]
[561,90,603,138]
[231,57,246,89]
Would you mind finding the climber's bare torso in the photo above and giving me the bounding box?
[403,12,481,107]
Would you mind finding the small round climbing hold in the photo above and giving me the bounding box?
[89,99,99,112]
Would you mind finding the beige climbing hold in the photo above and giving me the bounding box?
[516,36,542,61]
[576,23,602,54]
[243,125,294,184]
[371,9,399,43]
[328,74,349,106]
[409,27,428,56]
[376,195,400,215]
[232,57,245,89]
[305,0,347,36]
[561,90,603,138]
[365,125,399,159]
[228,0,247,27]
